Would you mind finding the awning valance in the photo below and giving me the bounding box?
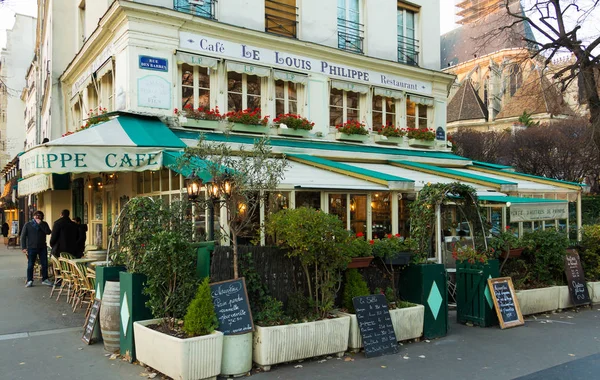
[226,61,270,77]
[374,87,404,99]
[331,79,370,94]
[95,58,113,81]
[273,70,308,84]
[176,51,219,69]
[20,115,185,178]
[18,174,52,196]
[408,94,434,106]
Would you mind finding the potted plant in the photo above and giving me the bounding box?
[182,136,288,376]
[258,207,351,371]
[335,120,370,143]
[372,234,417,299]
[175,104,225,130]
[452,244,499,327]
[226,108,270,134]
[488,226,524,259]
[346,232,374,268]
[110,198,194,362]
[134,231,222,380]
[406,127,436,148]
[273,113,314,138]
[373,125,406,145]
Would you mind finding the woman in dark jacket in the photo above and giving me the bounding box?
[21,211,52,287]
[1,222,8,237]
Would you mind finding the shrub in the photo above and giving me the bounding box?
[520,229,570,287]
[336,120,369,135]
[581,225,600,281]
[343,269,370,313]
[174,105,224,121]
[183,278,218,337]
[285,291,315,321]
[226,108,269,125]
[406,128,435,141]
[254,296,290,326]
[140,230,199,329]
[378,125,405,138]
[346,234,373,258]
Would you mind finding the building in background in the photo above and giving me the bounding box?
[442,0,577,133]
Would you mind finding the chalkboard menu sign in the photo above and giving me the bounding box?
[82,298,101,344]
[209,278,254,335]
[352,295,398,358]
[564,250,591,305]
[488,277,524,329]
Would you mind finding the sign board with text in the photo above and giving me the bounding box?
[209,278,254,335]
[488,277,524,329]
[352,294,398,358]
[139,55,168,72]
[564,250,591,306]
[82,298,101,344]
[509,203,568,222]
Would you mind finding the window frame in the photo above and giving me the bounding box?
[397,5,419,65]
[329,88,361,127]
[372,95,398,128]
[180,64,212,110]
[227,71,262,113]
[274,79,300,117]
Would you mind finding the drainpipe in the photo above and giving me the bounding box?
[435,204,442,264]
[577,191,582,242]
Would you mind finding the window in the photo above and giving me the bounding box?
[372,192,391,239]
[397,3,419,65]
[372,96,396,128]
[406,98,428,129]
[275,80,298,116]
[100,73,113,112]
[181,63,211,110]
[265,0,298,38]
[86,83,98,115]
[337,0,363,53]
[330,88,360,126]
[509,64,522,97]
[174,0,216,19]
[227,72,261,112]
[72,100,82,129]
[329,194,348,227]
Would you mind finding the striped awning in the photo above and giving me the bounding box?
[19,114,185,178]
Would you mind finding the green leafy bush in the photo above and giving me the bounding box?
[581,225,600,281]
[141,230,199,329]
[343,269,370,313]
[183,278,218,337]
[520,229,569,287]
[285,291,315,321]
[254,296,290,326]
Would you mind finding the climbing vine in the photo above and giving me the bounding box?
[408,182,484,264]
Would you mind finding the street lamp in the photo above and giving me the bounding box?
[186,170,234,241]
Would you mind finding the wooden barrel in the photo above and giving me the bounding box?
[99,280,121,353]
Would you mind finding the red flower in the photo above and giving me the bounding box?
[369,240,374,245]
[356,232,364,238]
[395,233,401,237]
[387,233,393,239]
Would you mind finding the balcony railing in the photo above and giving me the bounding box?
[398,35,419,66]
[265,0,298,38]
[173,0,216,20]
[337,18,364,54]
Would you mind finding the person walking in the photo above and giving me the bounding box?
[73,217,87,258]
[21,211,52,287]
[1,222,9,237]
[50,209,80,258]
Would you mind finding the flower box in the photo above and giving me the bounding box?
[335,132,370,143]
[588,281,600,303]
[516,286,561,315]
[253,315,350,371]
[408,138,435,148]
[337,305,424,352]
[134,319,223,380]
[499,248,524,259]
[276,128,311,138]
[347,256,374,269]
[373,135,405,145]
[231,123,270,134]
[179,117,222,130]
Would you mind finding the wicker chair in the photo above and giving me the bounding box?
[56,252,76,302]
[49,255,63,298]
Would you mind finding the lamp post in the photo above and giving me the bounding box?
[186,170,233,241]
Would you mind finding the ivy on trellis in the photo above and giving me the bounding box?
[408,182,486,263]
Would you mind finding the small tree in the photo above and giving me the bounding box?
[183,278,219,337]
[183,136,288,279]
[265,207,351,318]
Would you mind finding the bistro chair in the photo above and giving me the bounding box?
[84,268,97,319]
[49,255,63,298]
[71,262,93,312]
[56,253,76,302]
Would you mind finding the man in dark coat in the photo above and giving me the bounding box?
[21,210,52,287]
[50,209,80,258]
[73,217,87,258]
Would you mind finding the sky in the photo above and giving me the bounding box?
[0,0,37,52]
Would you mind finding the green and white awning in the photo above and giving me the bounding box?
[20,114,186,178]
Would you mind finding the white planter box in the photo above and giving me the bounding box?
[587,281,600,303]
[558,285,575,310]
[516,287,561,315]
[134,319,223,380]
[407,138,435,148]
[276,128,311,138]
[231,123,270,134]
[253,315,350,371]
[337,304,424,351]
[335,132,370,143]
[179,117,223,130]
[372,135,405,145]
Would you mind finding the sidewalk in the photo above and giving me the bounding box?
[2,243,600,380]
[0,245,144,380]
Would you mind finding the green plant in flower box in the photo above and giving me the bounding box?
[336,120,369,135]
[406,127,435,141]
[273,113,314,130]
